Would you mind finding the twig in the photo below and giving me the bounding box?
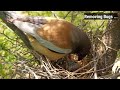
[63,11,71,19]
[93,60,98,79]
[74,63,113,75]
[51,11,59,19]
[24,65,39,79]
[98,37,117,51]
[98,73,120,79]
[74,60,94,73]
[41,60,54,79]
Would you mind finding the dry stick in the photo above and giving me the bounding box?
[42,60,60,79]
[76,67,94,78]
[24,65,39,79]
[40,56,61,78]
[84,67,94,77]
[92,52,103,79]
[92,36,99,79]
[93,58,98,79]
[74,60,95,73]
[36,72,48,78]
[45,57,55,70]
[41,60,54,79]
[93,54,98,79]
[98,73,120,79]
[97,37,118,52]
[92,37,104,79]
[77,63,113,75]
[31,50,60,78]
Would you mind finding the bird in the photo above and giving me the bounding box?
[4,11,91,62]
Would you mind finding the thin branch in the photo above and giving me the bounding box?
[74,60,94,73]
[93,60,98,79]
[24,65,39,79]
[51,11,59,19]
[63,11,71,19]
[97,37,118,51]
[98,73,120,79]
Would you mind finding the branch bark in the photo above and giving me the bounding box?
[97,11,120,75]
[0,11,33,49]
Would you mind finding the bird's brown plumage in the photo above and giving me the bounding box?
[36,19,73,49]
[6,13,91,61]
[33,18,91,61]
[27,35,66,60]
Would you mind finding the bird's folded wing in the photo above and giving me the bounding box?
[4,11,72,54]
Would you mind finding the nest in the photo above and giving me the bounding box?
[0,29,120,79]
[7,51,120,79]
